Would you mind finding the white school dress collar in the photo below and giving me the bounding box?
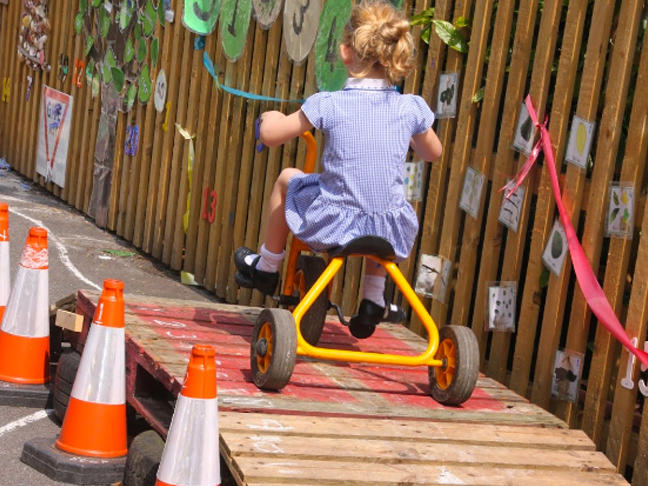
[343,77,395,91]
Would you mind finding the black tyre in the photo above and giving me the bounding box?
[429,325,479,405]
[52,348,82,423]
[122,430,165,486]
[250,309,297,390]
[294,255,328,346]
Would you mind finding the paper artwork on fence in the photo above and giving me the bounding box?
[552,348,584,403]
[414,254,451,303]
[314,0,351,92]
[565,115,595,170]
[436,72,458,119]
[542,219,568,277]
[606,182,634,239]
[403,161,424,202]
[221,0,252,61]
[252,0,282,29]
[18,0,51,71]
[154,69,167,112]
[485,282,516,332]
[512,102,535,155]
[183,0,221,35]
[498,180,524,233]
[284,0,321,65]
[459,167,484,219]
[37,86,73,188]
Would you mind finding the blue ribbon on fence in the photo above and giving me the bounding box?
[202,52,305,104]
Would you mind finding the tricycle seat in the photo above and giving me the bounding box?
[326,236,396,260]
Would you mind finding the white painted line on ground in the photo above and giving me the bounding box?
[0,409,54,438]
[3,203,101,291]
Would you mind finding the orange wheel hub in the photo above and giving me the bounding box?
[435,338,456,390]
[256,322,274,374]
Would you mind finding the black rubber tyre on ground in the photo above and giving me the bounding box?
[429,325,480,405]
[294,255,328,346]
[52,348,82,423]
[250,308,297,390]
[122,430,165,486]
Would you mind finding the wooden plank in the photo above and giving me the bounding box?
[529,0,609,412]
[634,403,648,486]
[0,1,15,148]
[603,31,648,470]
[452,0,511,333]
[578,0,644,448]
[230,457,627,486]
[107,114,127,231]
[141,0,186,250]
[511,0,614,402]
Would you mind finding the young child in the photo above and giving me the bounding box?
[235,0,442,331]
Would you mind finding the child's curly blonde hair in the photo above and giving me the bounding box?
[342,0,416,85]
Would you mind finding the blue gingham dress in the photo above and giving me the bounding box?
[285,78,435,261]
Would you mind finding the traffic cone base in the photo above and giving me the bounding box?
[56,398,127,458]
[0,330,49,384]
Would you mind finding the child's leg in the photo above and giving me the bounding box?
[244,168,302,273]
[362,261,387,308]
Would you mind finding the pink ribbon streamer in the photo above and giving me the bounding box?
[504,95,648,369]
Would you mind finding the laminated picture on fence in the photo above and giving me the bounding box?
[414,254,451,303]
[36,86,73,188]
[498,180,525,233]
[552,349,584,403]
[253,0,283,29]
[565,115,595,170]
[459,166,484,219]
[605,182,634,239]
[485,282,516,332]
[403,161,424,202]
[436,72,458,119]
[512,102,535,155]
[542,219,568,277]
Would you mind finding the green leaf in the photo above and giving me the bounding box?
[472,87,484,103]
[539,267,550,288]
[454,16,470,29]
[126,83,137,112]
[85,36,95,57]
[74,12,84,35]
[151,37,160,67]
[125,38,135,63]
[91,0,102,7]
[134,22,142,41]
[158,0,167,24]
[103,249,137,257]
[80,0,88,14]
[420,25,431,44]
[138,64,152,104]
[137,39,148,63]
[610,207,620,222]
[613,191,620,205]
[111,67,125,93]
[142,0,156,37]
[410,8,435,26]
[432,19,469,53]
[623,208,630,223]
[99,6,111,38]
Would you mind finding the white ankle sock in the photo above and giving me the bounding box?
[362,274,386,308]
[256,244,285,273]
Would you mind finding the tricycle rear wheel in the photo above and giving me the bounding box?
[294,255,328,346]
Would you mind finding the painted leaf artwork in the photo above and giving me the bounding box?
[565,116,595,170]
[284,0,321,65]
[512,102,535,155]
[75,0,170,112]
[402,161,424,202]
[252,0,282,29]
[221,0,253,61]
[487,283,516,332]
[183,0,221,35]
[314,0,351,92]
[498,181,524,233]
[458,167,484,219]
[436,73,458,119]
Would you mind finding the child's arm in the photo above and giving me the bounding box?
[410,128,443,161]
[259,110,314,147]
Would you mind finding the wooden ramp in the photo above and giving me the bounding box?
[75,290,629,486]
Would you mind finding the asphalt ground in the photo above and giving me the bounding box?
[0,167,223,486]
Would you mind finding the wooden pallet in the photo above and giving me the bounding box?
[75,290,629,486]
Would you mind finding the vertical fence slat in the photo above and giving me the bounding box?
[579,0,643,448]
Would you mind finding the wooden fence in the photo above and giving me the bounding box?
[1,0,648,482]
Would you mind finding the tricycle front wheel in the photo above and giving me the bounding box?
[250,308,297,390]
[429,325,479,405]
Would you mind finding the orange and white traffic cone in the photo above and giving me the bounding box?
[0,202,10,323]
[55,278,128,458]
[155,345,220,486]
[0,227,49,384]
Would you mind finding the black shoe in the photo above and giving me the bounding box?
[234,247,280,295]
[348,299,406,339]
